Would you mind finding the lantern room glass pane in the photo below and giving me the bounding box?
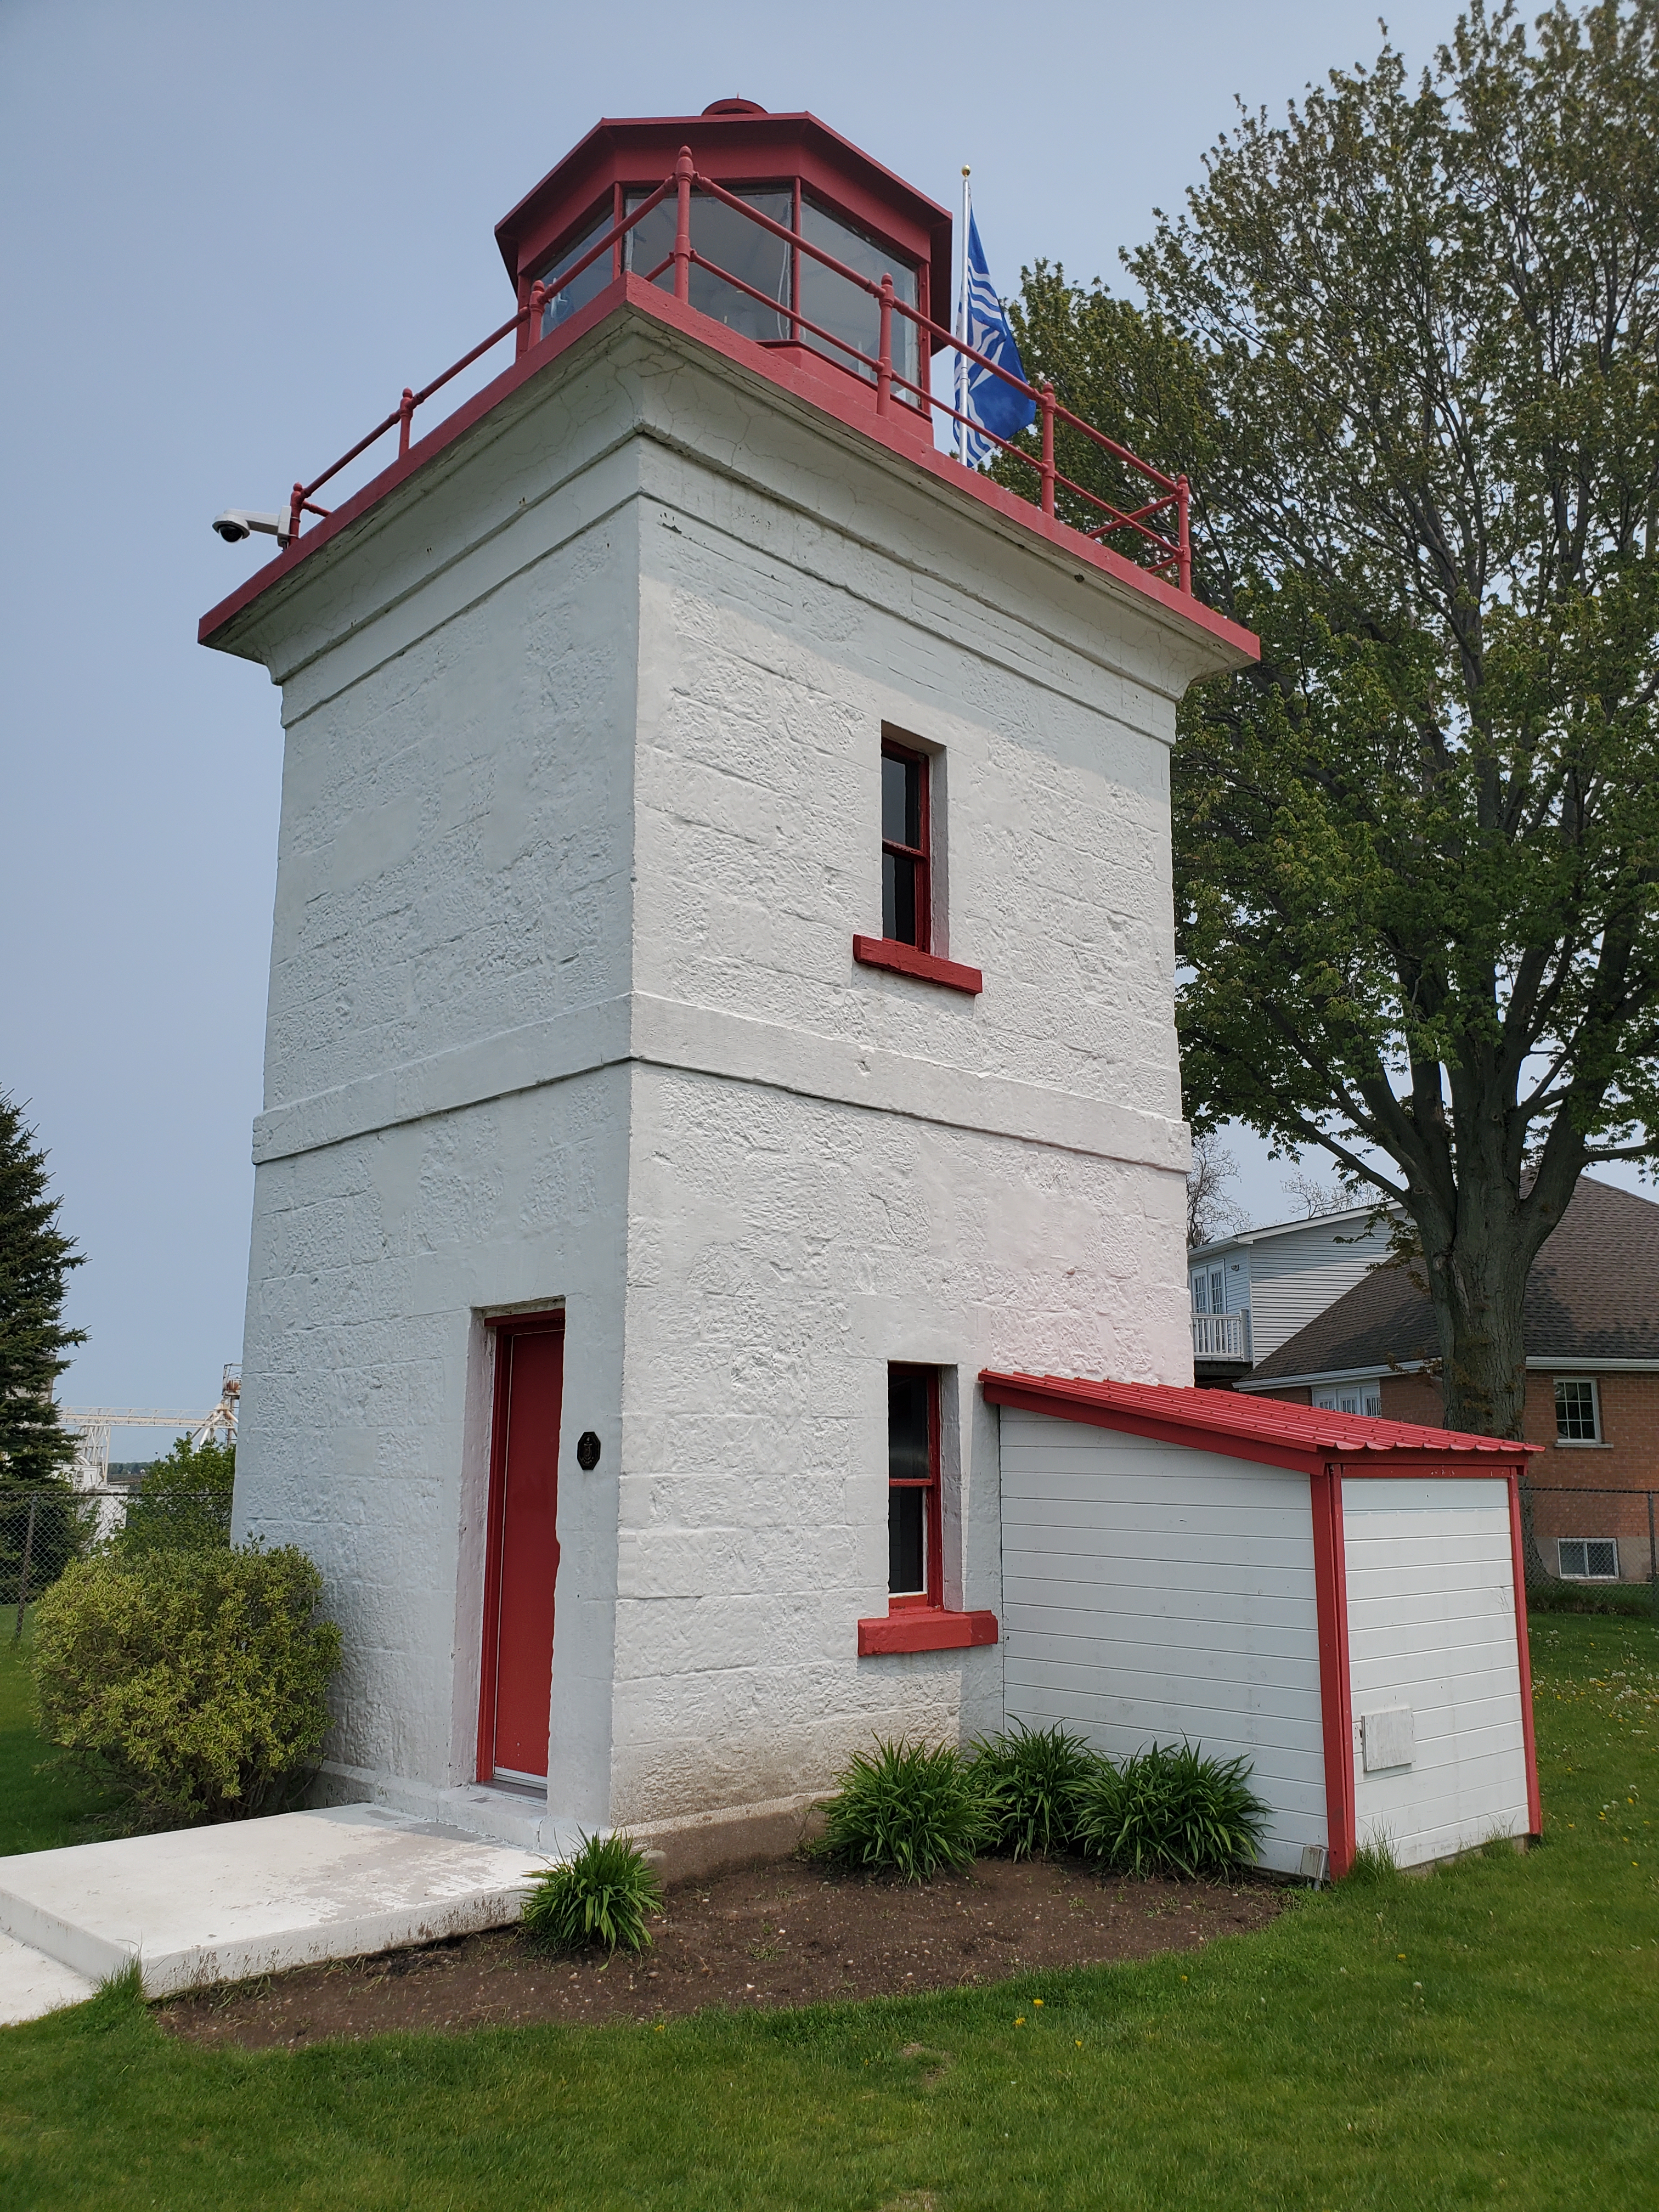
[539,210,614,337]
[625,188,793,341]
[799,197,918,392]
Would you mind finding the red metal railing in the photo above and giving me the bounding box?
[285,150,1191,594]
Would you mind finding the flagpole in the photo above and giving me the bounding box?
[957,167,970,466]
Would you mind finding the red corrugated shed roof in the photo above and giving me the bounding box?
[979,1372,1540,1477]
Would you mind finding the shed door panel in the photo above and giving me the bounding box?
[486,1324,564,1780]
[1342,1477,1526,1867]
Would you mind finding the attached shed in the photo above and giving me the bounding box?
[981,1374,1542,1876]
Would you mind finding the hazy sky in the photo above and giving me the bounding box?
[4,0,1635,1440]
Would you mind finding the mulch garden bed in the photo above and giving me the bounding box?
[159,1854,1283,2050]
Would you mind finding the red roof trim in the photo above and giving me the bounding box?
[199,275,1260,662]
[978,1371,1539,1477]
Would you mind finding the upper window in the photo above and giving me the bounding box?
[1210,1268,1225,1314]
[799,196,919,391]
[888,1366,941,1610]
[538,208,617,337]
[1555,1377,1602,1443]
[538,183,923,393]
[881,740,930,950]
[1191,1274,1209,1314]
[624,185,795,343]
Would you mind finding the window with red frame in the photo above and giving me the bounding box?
[887,1365,941,1608]
[881,740,930,950]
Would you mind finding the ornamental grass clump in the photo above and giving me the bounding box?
[815,1736,987,1882]
[520,1832,664,1955]
[1071,1741,1269,1880]
[968,1720,1101,1859]
[31,1544,341,1831]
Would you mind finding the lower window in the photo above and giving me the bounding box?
[888,1364,941,1610]
[1559,1537,1618,1581]
[1314,1384,1382,1418]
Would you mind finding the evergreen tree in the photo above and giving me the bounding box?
[0,1091,86,1484]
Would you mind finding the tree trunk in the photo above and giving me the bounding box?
[1411,1178,1534,1440]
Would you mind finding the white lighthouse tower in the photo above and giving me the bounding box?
[201,100,1256,1857]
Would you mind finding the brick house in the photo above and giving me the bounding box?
[1242,1178,1659,1587]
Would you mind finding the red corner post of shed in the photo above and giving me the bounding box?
[980,1373,1542,1878]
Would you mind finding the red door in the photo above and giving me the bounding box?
[479,1316,565,1782]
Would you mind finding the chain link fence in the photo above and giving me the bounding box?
[1519,1481,1659,1618]
[3,1479,235,1637]
[1,1485,98,1637]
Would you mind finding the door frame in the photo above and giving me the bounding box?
[476,1308,566,1785]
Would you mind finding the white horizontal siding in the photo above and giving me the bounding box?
[1343,1477,1528,1868]
[998,1411,1325,1875]
[1244,1217,1395,1363]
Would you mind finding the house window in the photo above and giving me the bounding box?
[1555,1377,1602,1443]
[887,1365,941,1609]
[881,740,930,950]
[1314,1384,1382,1418]
[1191,1274,1209,1314]
[1210,1269,1225,1315]
[1559,1537,1619,1580]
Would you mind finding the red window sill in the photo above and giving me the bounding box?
[857,1609,1000,1656]
[852,935,983,995]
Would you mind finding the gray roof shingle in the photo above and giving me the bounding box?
[1248,1176,1659,1381]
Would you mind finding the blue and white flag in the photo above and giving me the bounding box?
[956,207,1036,467]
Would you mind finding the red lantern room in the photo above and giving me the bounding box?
[494,99,952,438]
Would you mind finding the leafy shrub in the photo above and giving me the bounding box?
[969,1720,1101,1859]
[115,1434,234,1557]
[815,1737,988,1882]
[31,1544,341,1830]
[521,1832,664,1954]
[1071,1741,1269,1879]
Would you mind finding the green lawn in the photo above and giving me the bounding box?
[0,1614,121,1856]
[3,1615,1656,2210]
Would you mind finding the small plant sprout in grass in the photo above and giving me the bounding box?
[968,1719,1099,1859]
[815,1737,986,1881]
[520,1831,663,1955]
[1347,1835,1400,1883]
[1072,1741,1269,1880]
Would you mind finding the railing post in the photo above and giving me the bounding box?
[529,280,548,347]
[673,146,693,304]
[13,1494,37,1640]
[877,274,893,416]
[1039,382,1056,519]
[397,387,415,461]
[1177,472,1192,594]
[287,481,304,548]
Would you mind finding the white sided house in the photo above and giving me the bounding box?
[201,99,1534,1880]
[1189,1204,1400,1386]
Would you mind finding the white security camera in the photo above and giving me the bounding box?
[211,509,292,546]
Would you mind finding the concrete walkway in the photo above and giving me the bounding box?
[0,1802,565,2021]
